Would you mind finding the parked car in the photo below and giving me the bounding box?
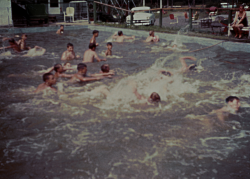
[126,6,155,26]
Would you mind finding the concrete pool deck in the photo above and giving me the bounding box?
[0,23,249,53]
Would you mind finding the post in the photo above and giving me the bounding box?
[160,0,162,8]
[228,9,232,24]
[143,0,145,6]
[130,12,133,25]
[189,8,192,30]
[93,2,97,23]
[87,1,90,24]
[159,8,162,27]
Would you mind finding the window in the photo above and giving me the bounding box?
[50,0,58,7]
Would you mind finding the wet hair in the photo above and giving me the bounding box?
[149,31,154,36]
[60,25,64,27]
[107,42,112,46]
[77,63,87,71]
[189,64,197,71]
[43,73,53,82]
[93,30,99,34]
[149,92,161,103]
[225,96,239,103]
[161,71,171,77]
[101,64,109,73]
[54,63,62,72]
[8,38,15,43]
[118,31,123,36]
[67,43,73,48]
[89,43,96,49]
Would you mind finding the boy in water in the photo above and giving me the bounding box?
[2,34,30,50]
[56,25,64,34]
[145,31,159,42]
[69,63,104,83]
[53,63,73,79]
[112,31,135,42]
[0,39,21,53]
[91,64,115,77]
[105,42,112,56]
[83,43,106,63]
[16,34,30,50]
[90,30,99,46]
[214,96,241,121]
[61,43,80,60]
[34,73,57,93]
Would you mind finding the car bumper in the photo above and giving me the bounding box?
[126,20,152,25]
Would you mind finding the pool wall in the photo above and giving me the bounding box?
[88,26,250,53]
[0,24,249,53]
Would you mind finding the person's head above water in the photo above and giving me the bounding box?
[161,71,172,77]
[54,63,63,72]
[106,42,112,50]
[225,96,240,111]
[43,73,56,85]
[60,25,64,29]
[77,63,87,74]
[63,62,71,68]
[93,30,99,37]
[148,92,161,103]
[101,64,110,73]
[67,43,74,52]
[89,43,96,50]
[21,34,27,39]
[118,31,123,36]
[149,31,154,37]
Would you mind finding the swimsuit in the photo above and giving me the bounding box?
[238,13,248,27]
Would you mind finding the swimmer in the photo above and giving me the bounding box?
[95,80,161,104]
[178,56,197,73]
[53,63,73,79]
[45,62,74,73]
[145,31,159,42]
[61,43,80,60]
[16,34,31,50]
[0,38,21,53]
[213,96,241,121]
[2,34,30,50]
[34,73,57,93]
[105,42,112,56]
[69,63,104,83]
[91,64,115,77]
[112,31,135,42]
[23,46,46,57]
[56,25,64,34]
[83,43,106,63]
[90,30,99,46]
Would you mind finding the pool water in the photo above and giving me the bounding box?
[0,29,250,179]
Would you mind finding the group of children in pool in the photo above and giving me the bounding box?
[2,26,240,120]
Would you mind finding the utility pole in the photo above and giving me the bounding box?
[160,0,162,8]
[143,0,145,6]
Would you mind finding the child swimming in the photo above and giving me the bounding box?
[83,43,106,63]
[112,31,135,42]
[105,42,112,56]
[61,43,80,60]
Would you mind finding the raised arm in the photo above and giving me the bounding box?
[179,56,196,72]
[0,46,11,50]
[112,32,118,39]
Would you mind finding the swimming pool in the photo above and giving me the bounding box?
[0,28,250,178]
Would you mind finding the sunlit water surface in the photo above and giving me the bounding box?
[0,29,250,179]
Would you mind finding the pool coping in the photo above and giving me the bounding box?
[0,24,249,53]
[88,25,250,53]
